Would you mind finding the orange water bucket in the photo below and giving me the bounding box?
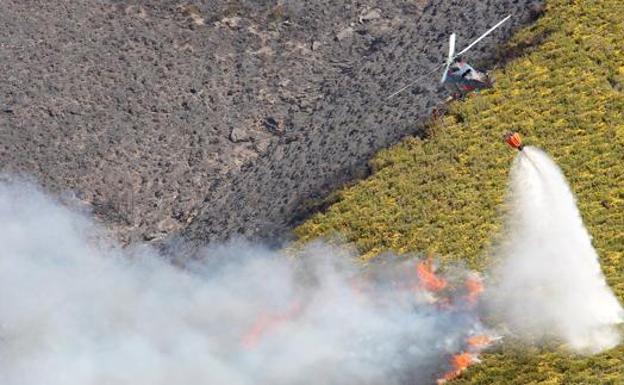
[504,132,524,150]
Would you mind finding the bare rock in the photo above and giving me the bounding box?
[230,127,252,143]
[157,217,180,233]
[177,4,204,25]
[335,26,354,41]
[221,16,242,29]
[253,138,272,156]
[359,8,381,23]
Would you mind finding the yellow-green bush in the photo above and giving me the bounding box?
[295,0,624,383]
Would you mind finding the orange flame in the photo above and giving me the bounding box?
[467,335,492,349]
[464,274,484,304]
[242,302,301,348]
[437,352,478,384]
[416,258,447,292]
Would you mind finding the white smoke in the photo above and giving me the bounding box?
[0,181,482,385]
[487,146,623,353]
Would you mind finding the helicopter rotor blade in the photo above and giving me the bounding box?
[440,33,456,83]
[455,14,511,57]
[440,61,451,84]
[386,63,444,100]
[448,32,456,62]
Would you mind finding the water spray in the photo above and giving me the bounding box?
[488,142,624,353]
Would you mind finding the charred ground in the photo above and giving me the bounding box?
[0,0,541,247]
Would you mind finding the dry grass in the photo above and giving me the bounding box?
[295,0,624,383]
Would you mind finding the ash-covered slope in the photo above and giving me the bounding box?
[0,0,541,245]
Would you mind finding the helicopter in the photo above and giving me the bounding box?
[387,14,511,100]
[442,56,492,100]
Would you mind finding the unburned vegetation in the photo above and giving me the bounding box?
[296,1,624,383]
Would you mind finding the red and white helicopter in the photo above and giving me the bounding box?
[388,15,511,100]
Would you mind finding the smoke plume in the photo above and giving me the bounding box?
[487,146,623,353]
[0,181,484,385]
[2,144,620,384]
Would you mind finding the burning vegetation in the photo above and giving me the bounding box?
[242,255,499,383]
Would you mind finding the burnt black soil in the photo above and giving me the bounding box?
[0,0,542,247]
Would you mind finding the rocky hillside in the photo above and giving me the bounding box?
[1,0,541,247]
